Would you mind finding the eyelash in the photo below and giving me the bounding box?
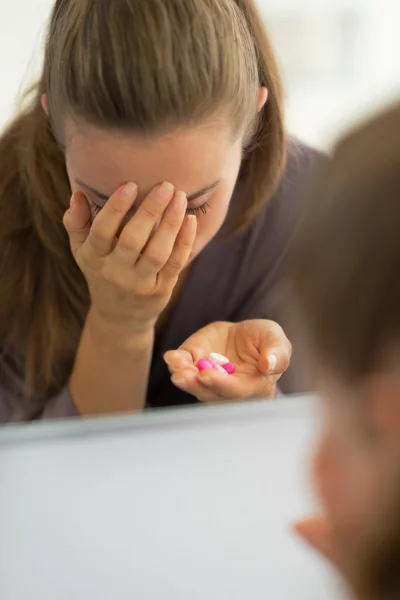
[90,199,211,218]
[186,201,210,217]
[91,204,102,217]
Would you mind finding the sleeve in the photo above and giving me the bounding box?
[38,387,79,420]
[234,140,324,394]
[0,380,79,424]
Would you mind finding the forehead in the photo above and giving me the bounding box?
[65,118,240,196]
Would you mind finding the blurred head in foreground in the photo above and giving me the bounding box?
[288,103,400,600]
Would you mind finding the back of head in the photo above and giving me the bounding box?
[0,0,285,406]
[288,102,400,384]
[288,104,400,600]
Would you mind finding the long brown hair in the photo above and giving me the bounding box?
[0,0,286,406]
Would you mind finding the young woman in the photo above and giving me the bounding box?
[288,104,400,600]
[0,0,320,422]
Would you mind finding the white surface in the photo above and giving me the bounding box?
[0,399,343,600]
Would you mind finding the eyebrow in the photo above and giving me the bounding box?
[75,178,220,203]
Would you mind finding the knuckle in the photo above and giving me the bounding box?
[141,203,159,220]
[177,235,192,250]
[266,319,284,337]
[281,351,291,372]
[102,266,128,289]
[108,198,130,216]
[89,224,109,245]
[164,214,182,230]
[118,234,141,254]
[168,255,186,271]
[157,278,176,298]
[76,247,88,267]
[146,252,165,270]
[62,211,71,230]
[152,283,169,299]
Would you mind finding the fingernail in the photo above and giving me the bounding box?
[172,191,187,212]
[123,182,138,200]
[70,193,76,208]
[268,353,277,373]
[156,181,175,199]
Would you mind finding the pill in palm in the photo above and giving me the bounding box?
[209,352,230,366]
[221,362,235,375]
[197,359,217,371]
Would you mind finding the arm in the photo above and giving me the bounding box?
[0,319,152,422]
[0,314,154,424]
[59,182,195,419]
[69,310,154,416]
[0,314,153,422]
[1,181,196,423]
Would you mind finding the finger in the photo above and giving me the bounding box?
[258,331,292,377]
[115,182,175,265]
[136,191,187,275]
[197,369,276,400]
[164,349,195,373]
[87,182,138,256]
[177,346,209,364]
[293,516,334,562]
[63,192,92,257]
[171,369,224,402]
[160,214,197,282]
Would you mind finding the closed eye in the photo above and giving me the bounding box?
[186,202,210,217]
[88,187,216,219]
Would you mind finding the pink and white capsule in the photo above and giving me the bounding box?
[221,362,235,375]
[197,359,217,372]
[209,352,230,366]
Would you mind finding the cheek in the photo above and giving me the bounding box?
[191,185,235,254]
[65,159,75,190]
[314,400,382,540]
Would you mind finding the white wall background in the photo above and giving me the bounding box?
[261,0,400,148]
[0,0,53,127]
[0,0,399,150]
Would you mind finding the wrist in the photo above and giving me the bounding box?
[86,308,155,353]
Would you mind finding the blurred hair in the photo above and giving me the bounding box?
[0,0,286,405]
[287,102,400,384]
[353,476,400,599]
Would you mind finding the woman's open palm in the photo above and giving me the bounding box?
[164,320,292,402]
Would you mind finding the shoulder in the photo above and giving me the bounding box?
[244,137,326,267]
[193,138,325,315]
[214,138,326,298]
[258,136,325,232]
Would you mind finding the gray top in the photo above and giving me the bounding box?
[0,139,322,423]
